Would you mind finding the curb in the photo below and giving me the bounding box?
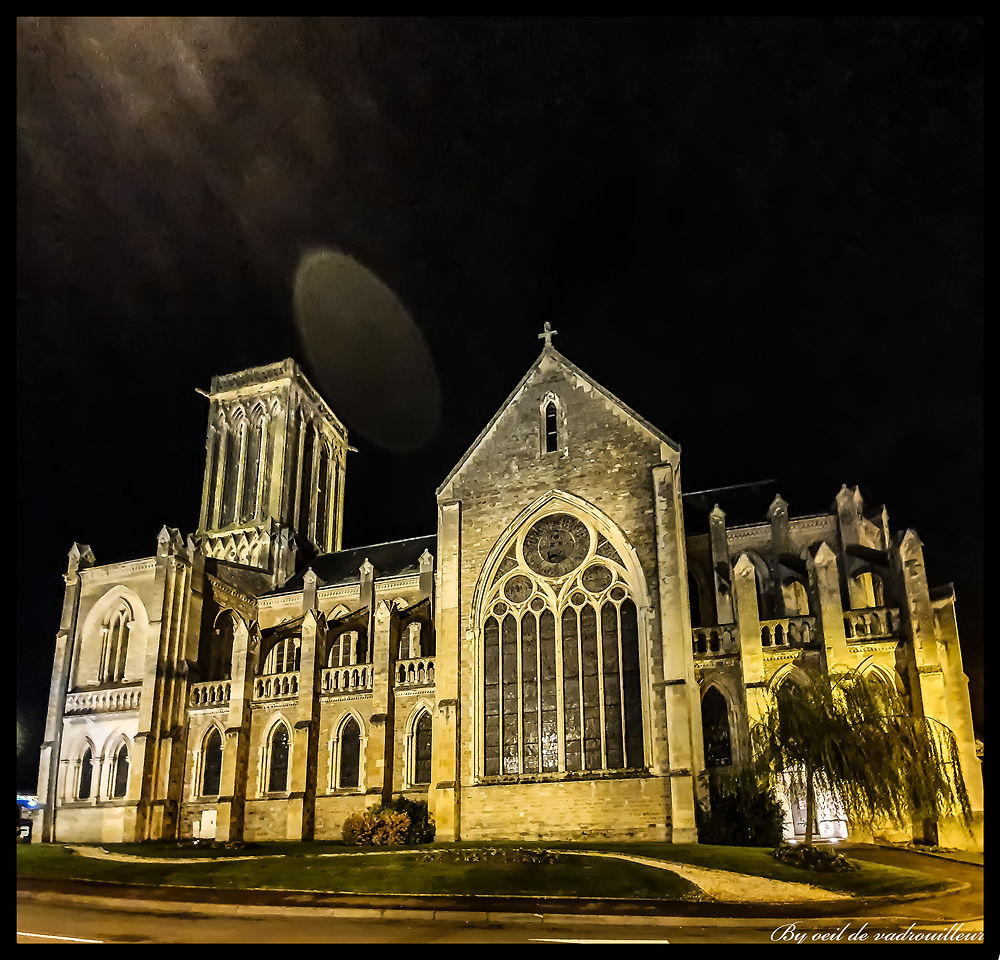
[872,845,984,869]
[16,877,970,923]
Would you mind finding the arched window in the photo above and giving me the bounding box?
[262,638,299,675]
[78,747,94,799]
[544,401,558,453]
[100,602,132,682]
[329,631,361,667]
[701,687,733,767]
[338,718,361,789]
[414,712,432,785]
[268,724,290,792]
[480,516,644,779]
[202,727,223,796]
[112,742,130,798]
[781,580,810,616]
[297,424,316,536]
[210,613,236,682]
[221,414,244,525]
[316,442,332,549]
[399,622,422,659]
[208,425,225,527]
[241,410,265,522]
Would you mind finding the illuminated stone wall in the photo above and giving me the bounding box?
[36,353,983,851]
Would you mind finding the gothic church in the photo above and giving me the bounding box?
[34,335,984,849]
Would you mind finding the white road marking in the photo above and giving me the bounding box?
[17,931,105,943]
[530,939,671,944]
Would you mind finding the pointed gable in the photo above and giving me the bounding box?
[437,345,679,498]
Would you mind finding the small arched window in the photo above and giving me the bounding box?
[78,747,94,799]
[701,687,732,767]
[414,712,432,785]
[268,724,289,792]
[338,718,361,789]
[544,401,558,453]
[112,742,130,798]
[202,728,223,796]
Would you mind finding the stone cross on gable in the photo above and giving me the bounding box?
[538,321,558,348]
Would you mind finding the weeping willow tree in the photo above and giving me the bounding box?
[750,664,971,847]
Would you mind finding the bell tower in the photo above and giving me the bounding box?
[196,359,348,576]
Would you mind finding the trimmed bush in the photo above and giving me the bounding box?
[341,798,435,845]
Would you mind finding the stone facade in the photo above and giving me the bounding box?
[34,347,984,850]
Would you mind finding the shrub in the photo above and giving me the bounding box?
[341,797,435,846]
[341,811,374,845]
[370,811,410,845]
[696,766,785,846]
[772,840,859,873]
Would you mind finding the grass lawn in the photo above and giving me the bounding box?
[16,844,701,899]
[17,840,949,900]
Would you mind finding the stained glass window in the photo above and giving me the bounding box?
[481,535,644,779]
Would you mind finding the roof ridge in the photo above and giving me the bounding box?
[332,534,435,555]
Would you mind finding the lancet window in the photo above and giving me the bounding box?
[337,717,362,789]
[479,511,645,779]
[267,723,290,792]
[202,727,223,797]
[99,602,133,683]
[413,711,432,785]
[701,686,733,767]
[544,402,558,452]
[111,742,130,798]
[78,746,94,800]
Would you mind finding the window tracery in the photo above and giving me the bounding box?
[479,511,645,779]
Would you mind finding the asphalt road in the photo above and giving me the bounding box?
[15,899,986,945]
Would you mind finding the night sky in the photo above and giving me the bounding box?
[17,18,983,790]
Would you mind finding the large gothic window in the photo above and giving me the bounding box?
[100,602,132,682]
[480,511,645,778]
[267,724,290,792]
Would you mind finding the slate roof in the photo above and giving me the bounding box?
[282,535,435,591]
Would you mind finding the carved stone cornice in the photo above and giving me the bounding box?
[79,558,157,582]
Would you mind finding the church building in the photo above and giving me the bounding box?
[34,332,984,848]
